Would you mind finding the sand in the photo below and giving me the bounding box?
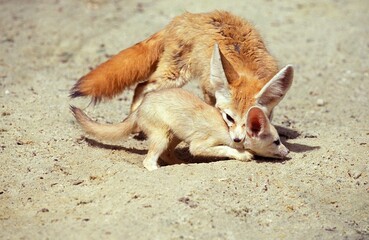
[1,0,368,239]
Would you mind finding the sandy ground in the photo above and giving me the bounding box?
[1,0,368,239]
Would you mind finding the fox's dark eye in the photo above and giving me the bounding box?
[273,139,280,145]
[226,114,235,123]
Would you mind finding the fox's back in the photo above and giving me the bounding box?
[162,11,278,83]
[137,89,231,144]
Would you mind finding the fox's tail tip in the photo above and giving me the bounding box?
[69,79,87,99]
[69,104,77,112]
[70,105,92,124]
[69,84,102,105]
[69,105,86,118]
[69,89,84,99]
[69,105,80,118]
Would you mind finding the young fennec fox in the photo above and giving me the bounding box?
[71,88,289,171]
[70,11,294,144]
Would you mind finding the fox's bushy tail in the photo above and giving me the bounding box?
[70,106,137,141]
[69,30,165,103]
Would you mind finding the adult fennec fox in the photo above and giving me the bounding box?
[70,11,294,144]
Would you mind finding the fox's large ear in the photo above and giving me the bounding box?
[218,47,239,83]
[210,43,231,104]
[255,65,294,111]
[246,106,270,137]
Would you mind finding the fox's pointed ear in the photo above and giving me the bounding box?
[246,106,270,137]
[210,43,231,104]
[255,65,294,111]
[210,44,228,89]
[210,43,239,85]
[218,47,239,83]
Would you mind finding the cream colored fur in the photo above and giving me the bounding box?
[71,89,288,171]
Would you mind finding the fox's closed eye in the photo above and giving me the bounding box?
[226,114,235,123]
[273,139,280,145]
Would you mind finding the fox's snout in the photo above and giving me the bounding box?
[233,137,242,143]
[230,131,245,144]
[229,124,246,144]
[278,145,290,158]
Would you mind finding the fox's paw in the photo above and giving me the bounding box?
[235,150,253,162]
[143,158,160,171]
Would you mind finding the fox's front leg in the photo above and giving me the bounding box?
[189,141,253,162]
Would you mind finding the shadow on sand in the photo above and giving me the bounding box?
[83,137,147,155]
[80,125,320,167]
[275,125,320,153]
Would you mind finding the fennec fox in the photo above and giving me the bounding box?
[70,11,294,144]
[71,89,289,171]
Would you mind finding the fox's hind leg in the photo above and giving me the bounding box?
[130,50,189,112]
[142,130,170,171]
[131,76,185,113]
[160,136,184,165]
[131,80,164,112]
[200,77,216,106]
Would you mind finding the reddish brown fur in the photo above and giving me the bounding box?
[230,77,265,116]
[70,31,165,102]
[70,11,279,111]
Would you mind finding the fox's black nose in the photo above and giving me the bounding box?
[234,138,242,143]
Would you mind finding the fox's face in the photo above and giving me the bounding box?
[210,44,248,143]
[244,107,289,158]
[210,43,293,146]
[216,100,247,143]
[211,43,294,117]
[246,124,290,159]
